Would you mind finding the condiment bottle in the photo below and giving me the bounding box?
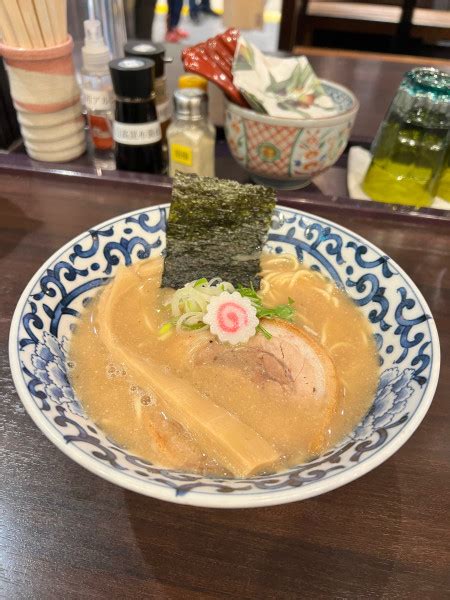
[362,68,450,207]
[178,74,208,92]
[81,19,115,170]
[124,41,172,142]
[109,57,164,174]
[167,88,215,178]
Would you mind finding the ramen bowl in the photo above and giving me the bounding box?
[9,204,439,508]
[225,80,359,190]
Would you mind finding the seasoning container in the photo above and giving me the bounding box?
[124,41,172,141]
[81,19,115,170]
[177,75,225,128]
[167,88,216,177]
[178,74,208,91]
[109,57,164,174]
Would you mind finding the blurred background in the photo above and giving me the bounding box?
[67,0,450,59]
[134,0,282,51]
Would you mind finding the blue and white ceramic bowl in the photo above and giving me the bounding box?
[9,204,440,508]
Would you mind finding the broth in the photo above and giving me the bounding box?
[69,254,378,477]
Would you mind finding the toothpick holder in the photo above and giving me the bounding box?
[0,35,86,162]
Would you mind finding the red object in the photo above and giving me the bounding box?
[217,302,249,333]
[181,28,249,107]
[174,27,189,39]
[88,115,113,150]
[165,30,182,43]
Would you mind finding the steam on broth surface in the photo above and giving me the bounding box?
[69,254,379,478]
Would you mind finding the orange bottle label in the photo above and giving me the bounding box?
[88,115,114,150]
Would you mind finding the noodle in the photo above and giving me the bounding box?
[69,253,379,478]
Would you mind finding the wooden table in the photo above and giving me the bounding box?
[1,165,449,599]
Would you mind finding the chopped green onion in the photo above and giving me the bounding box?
[184,321,208,331]
[194,278,208,287]
[158,321,174,338]
[158,276,296,342]
[236,284,295,323]
[256,324,272,340]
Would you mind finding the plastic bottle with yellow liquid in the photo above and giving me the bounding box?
[362,68,450,207]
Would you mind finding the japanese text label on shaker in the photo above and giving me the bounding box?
[167,88,216,178]
[362,68,450,207]
[109,57,164,174]
[81,19,115,170]
[124,40,172,140]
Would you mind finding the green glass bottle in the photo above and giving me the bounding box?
[436,131,450,202]
[362,68,450,207]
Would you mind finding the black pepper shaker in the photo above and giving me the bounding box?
[109,57,164,174]
[124,41,172,143]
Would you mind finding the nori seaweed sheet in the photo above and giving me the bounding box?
[162,173,276,290]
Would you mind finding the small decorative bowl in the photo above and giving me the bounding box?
[225,80,359,190]
[9,204,439,508]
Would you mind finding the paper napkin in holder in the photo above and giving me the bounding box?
[232,37,337,119]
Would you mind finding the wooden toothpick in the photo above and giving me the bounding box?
[32,0,56,46]
[3,0,33,47]
[18,0,45,47]
[0,0,19,46]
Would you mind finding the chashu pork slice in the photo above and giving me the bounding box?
[194,319,340,457]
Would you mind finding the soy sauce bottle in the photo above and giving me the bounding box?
[109,57,164,173]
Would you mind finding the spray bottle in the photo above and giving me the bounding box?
[81,19,115,170]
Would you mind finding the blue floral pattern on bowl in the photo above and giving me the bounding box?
[322,83,354,112]
[9,205,439,508]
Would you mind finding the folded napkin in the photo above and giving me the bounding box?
[347,146,449,211]
[232,37,336,118]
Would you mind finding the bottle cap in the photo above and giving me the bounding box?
[82,20,111,72]
[109,57,155,99]
[173,88,208,121]
[124,40,171,78]
[178,74,208,92]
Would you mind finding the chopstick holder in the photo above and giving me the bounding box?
[0,35,86,162]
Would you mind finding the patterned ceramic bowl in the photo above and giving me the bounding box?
[225,80,359,190]
[9,204,439,508]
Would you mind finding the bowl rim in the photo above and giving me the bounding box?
[9,203,440,509]
[226,79,360,127]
